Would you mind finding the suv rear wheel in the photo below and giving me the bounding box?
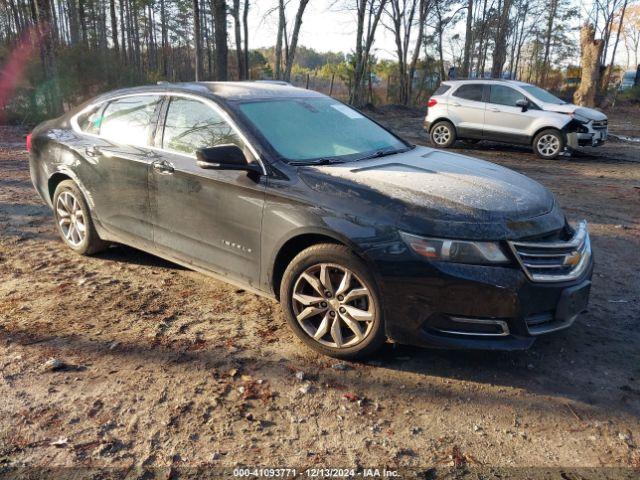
[533,129,564,159]
[280,244,386,359]
[430,120,456,148]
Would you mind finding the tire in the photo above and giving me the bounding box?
[53,180,109,255]
[280,244,386,360]
[533,129,565,159]
[430,120,457,148]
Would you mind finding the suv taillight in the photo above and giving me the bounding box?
[427,98,437,107]
[26,133,32,152]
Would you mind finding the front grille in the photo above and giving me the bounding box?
[592,119,608,130]
[508,221,591,283]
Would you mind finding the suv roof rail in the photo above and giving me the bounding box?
[446,77,514,82]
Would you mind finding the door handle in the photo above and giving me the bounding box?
[490,107,500,112]
[152,160,174,174]
[450,102,461,107]
[85,145,101,157]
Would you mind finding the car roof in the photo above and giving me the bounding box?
[442,79,531,87]
[94,81,325,104]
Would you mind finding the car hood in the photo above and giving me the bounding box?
[302,146,565,240]
[541,102,608,121]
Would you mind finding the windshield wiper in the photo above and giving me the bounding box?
[289,157,345,166]
[355,146,412,162]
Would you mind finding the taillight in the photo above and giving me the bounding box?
[26,133,32,152]
[427,98,437,107]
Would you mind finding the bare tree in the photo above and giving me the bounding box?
[283,0,310,82]
[575,23,604,106]
[212,0,228,80]
[230,0,244,79]
[490,0,512,77]
[460,0,473,77]
[194,0,202,79]
[351,0,388,106]
[384,0,419,104]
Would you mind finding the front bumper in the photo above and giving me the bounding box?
[368,224,594,350]
[566,119,608,148]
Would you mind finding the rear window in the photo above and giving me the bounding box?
[452,84,485,102]
[100,95,162,147]
[76,104,103,134]
[433,84,451,95]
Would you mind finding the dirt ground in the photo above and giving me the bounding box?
[1,105,640,478]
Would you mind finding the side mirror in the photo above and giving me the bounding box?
[515,98,529,111]
[196,144,261,173]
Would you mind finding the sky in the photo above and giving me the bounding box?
[245,1,407,59]
[243,0,599,65]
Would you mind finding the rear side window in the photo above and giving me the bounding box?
[489,85,526,107]
[76,104,103,134]
[452,84,484,102]
[100,95,162,147]
[162,98,242,155]
[433,84,451,95]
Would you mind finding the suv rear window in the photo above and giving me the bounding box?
[452,84,484,102]
[433,85,451,95]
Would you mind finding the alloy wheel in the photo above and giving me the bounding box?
[432,125,451,145]
[537,134,560,157]
[56,191,86,247]
[291,263,375,349]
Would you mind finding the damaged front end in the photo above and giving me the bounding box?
[563,116,608,149]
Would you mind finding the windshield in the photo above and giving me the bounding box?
[237,98,408,163]
[521,85,566,105]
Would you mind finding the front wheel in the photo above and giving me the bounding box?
[430,121,457,148]
[280,244,386,359]
[533,129,565,159]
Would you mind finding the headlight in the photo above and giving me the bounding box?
[568,112,590,123]
[399,232,510,265]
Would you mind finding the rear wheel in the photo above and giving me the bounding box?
[53,180,109,255]
[430,121,456,148]
[533,129,564,159]
[280,244,386,359]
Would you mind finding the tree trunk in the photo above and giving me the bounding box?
[574,24,604,107]
[243,0,249,79]
[35,0,63,114]
[352,0,387,107]
[461,0,473,78]
[213,0,228,80]
[231,0,243,79]
[274,0,285,79]
[194,0,202,80]
[490,0,512,77]
[283,0,310,82]
[109,0,118,53]
[540,0,558,85]
[602,0,628,92]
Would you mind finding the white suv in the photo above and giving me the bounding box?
[424,80,608,159]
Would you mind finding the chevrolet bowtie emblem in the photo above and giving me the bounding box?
[563,251,581,267]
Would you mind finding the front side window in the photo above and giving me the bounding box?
[76,104,103,134]
[489,85,526,107]
[100,95,161,146]
[162,98,241,155]
[237,97,407,162]
[452,84,485,102]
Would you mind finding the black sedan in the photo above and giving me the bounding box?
[28,82,593,359]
